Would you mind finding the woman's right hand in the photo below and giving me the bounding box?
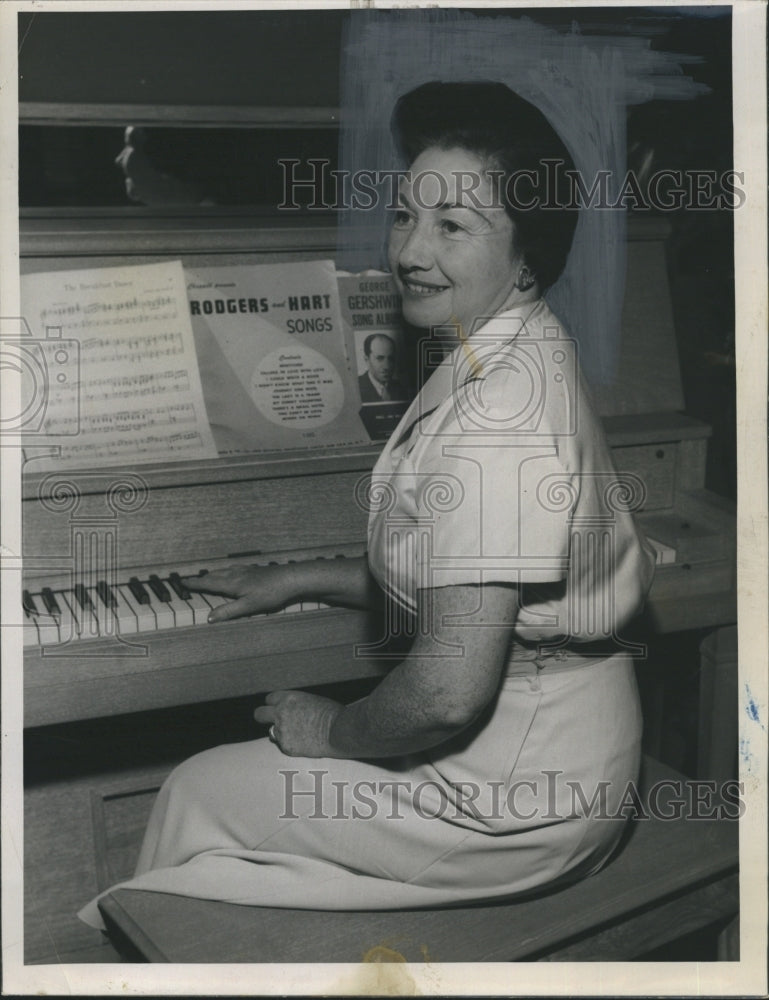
[181,563,299,623]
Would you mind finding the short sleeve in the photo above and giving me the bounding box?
[412,416,573,592]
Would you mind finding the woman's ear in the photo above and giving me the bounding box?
[515,265,537,292]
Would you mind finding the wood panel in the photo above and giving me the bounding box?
[19,212,340,263]
[23,688,313,965]
[23,469,372,575]
[20,103,338,128]
[24,612,385,728]
[25,761,170,963]
[538,877,739,961]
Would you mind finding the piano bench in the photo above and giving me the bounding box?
[97,757,739,963]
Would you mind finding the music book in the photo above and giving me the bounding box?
[19,259,413,471]
[337,272,413,441]
[186,259,370,455]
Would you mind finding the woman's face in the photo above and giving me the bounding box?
[388,146,521,335]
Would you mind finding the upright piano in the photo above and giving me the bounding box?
[17,213,736,963]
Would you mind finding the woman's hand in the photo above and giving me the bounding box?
[181,563,298,623]
[254,690,343,758]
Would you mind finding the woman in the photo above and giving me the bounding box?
[80,81,655,925]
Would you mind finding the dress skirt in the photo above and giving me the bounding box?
[78,652,641,929]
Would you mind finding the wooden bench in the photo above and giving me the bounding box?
[98,757,739,963]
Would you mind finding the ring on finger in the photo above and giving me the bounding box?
[268,724,278,744]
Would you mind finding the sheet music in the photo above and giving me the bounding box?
[19,261,217,470]
[187,260,369,454]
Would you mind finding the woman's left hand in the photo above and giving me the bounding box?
[254,690,343,758]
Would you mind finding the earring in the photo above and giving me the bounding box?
[516,265,536,291]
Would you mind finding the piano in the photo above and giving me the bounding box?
[19,217,736,729]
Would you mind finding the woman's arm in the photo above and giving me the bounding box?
[255,582,519,758]
[182,554,381,622]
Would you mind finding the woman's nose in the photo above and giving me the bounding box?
[394,223,434,270]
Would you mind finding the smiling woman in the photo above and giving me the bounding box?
[78,81,656,927]
[390,146,524,334]
[390,81,578,301]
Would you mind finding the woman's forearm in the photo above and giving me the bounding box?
[329,629,504,757]
[328,682,467,757]
[326,582,518,758]
[262,583,518,759]
[287,554,382,611]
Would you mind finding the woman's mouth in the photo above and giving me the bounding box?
[400,276,450,297]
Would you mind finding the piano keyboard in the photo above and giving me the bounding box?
[22,542,381,728]
[21,543,364,649]
[20,527,734,729]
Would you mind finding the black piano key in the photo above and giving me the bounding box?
[41,587,62,617]
[128,576,151,605]
[73,583,94,610]
[96,580,118,609]
[148,574,172,603]
[168,572,192,600]
[22,590,38,617]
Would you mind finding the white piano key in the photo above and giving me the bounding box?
[87,586,117,639]
[23,620,40,647]
[36,615,61,647]
[185,591,213,626]
[110,587,139,635]
[66,591,98,638]
[54,593,77,644]
[201,592,229,611]
[162,586,195,629]
[118,585,158,634]
[145,590,175,632]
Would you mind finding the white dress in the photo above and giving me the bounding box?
[79,300,655,928]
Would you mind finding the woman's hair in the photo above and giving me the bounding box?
[391,81,578,290]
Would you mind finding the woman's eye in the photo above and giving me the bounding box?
[393,210,413,227]
[440,219,464,235]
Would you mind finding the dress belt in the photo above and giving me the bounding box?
[505,639,634,676]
